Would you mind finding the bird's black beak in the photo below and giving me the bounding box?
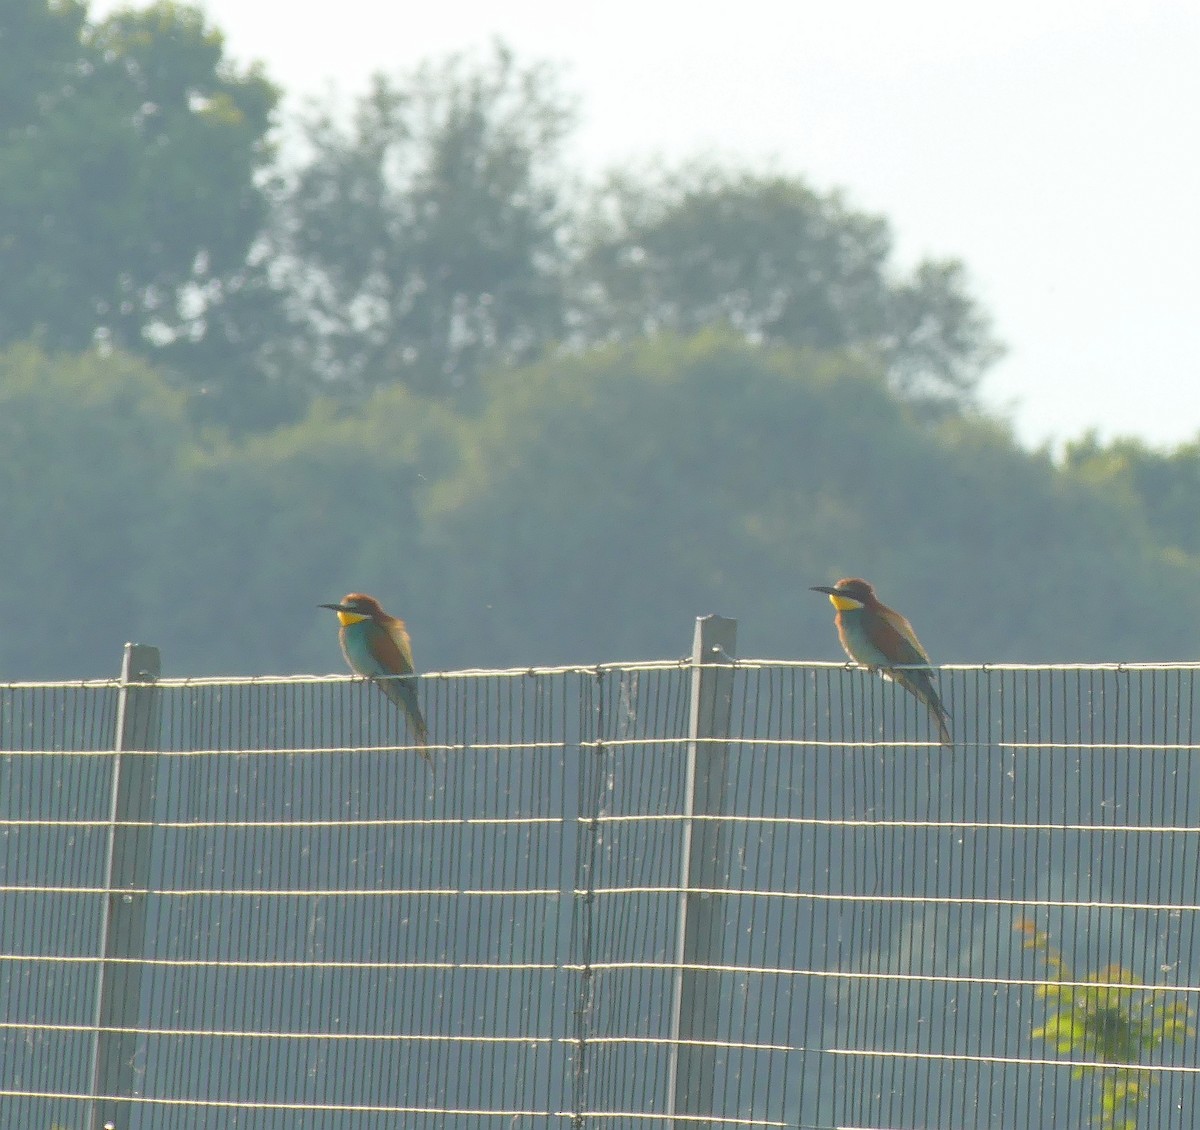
[809,586,839,597]
[319,602,348,612]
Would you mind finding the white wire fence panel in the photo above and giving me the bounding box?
[0,681,121,1127]
[1,662,1199,1130]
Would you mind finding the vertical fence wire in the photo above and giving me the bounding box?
[3,660,1200,1128]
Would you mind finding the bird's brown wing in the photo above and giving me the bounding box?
[876,606,952,748]
[874,605,934,668]
[375,617,429,757]
[375,617,416,676]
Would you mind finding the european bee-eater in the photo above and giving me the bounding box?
[810,577,953,748]
[320,592,430,760]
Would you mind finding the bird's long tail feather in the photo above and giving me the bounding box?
[894,669,954,750]
[376,676,432,765]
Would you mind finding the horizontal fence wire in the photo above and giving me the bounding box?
[0,660,1198,1129]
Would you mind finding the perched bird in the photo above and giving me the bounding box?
[320,592,430,759]
[810,577,953,748]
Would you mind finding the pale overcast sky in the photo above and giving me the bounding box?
[93,0,1200,449]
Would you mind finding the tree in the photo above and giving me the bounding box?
[0,1,288,426]
[0,343,190,679]
[420,333,1200,669]
[138,388,456,675]
[574,164,1002,411]
[0,0,88,137]
[275,42,576,400]
[8,334,1200,678]
[1065,433,1200,560]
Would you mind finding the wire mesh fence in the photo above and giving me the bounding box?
[2,626,1199,1129]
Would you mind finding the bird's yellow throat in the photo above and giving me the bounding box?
[336,610,368,626]
[828,594,864,612]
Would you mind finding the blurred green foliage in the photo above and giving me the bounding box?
[1066,434,1200,561]
[1,334,1199,679]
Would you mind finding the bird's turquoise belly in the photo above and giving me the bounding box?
[342,624,387,678]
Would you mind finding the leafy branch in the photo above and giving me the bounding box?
[1016,918,1193,1130]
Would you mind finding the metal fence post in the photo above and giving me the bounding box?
[89,643,162,1130]
[667,615,737,1130]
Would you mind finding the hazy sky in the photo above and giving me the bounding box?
[93,0,1200,449]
